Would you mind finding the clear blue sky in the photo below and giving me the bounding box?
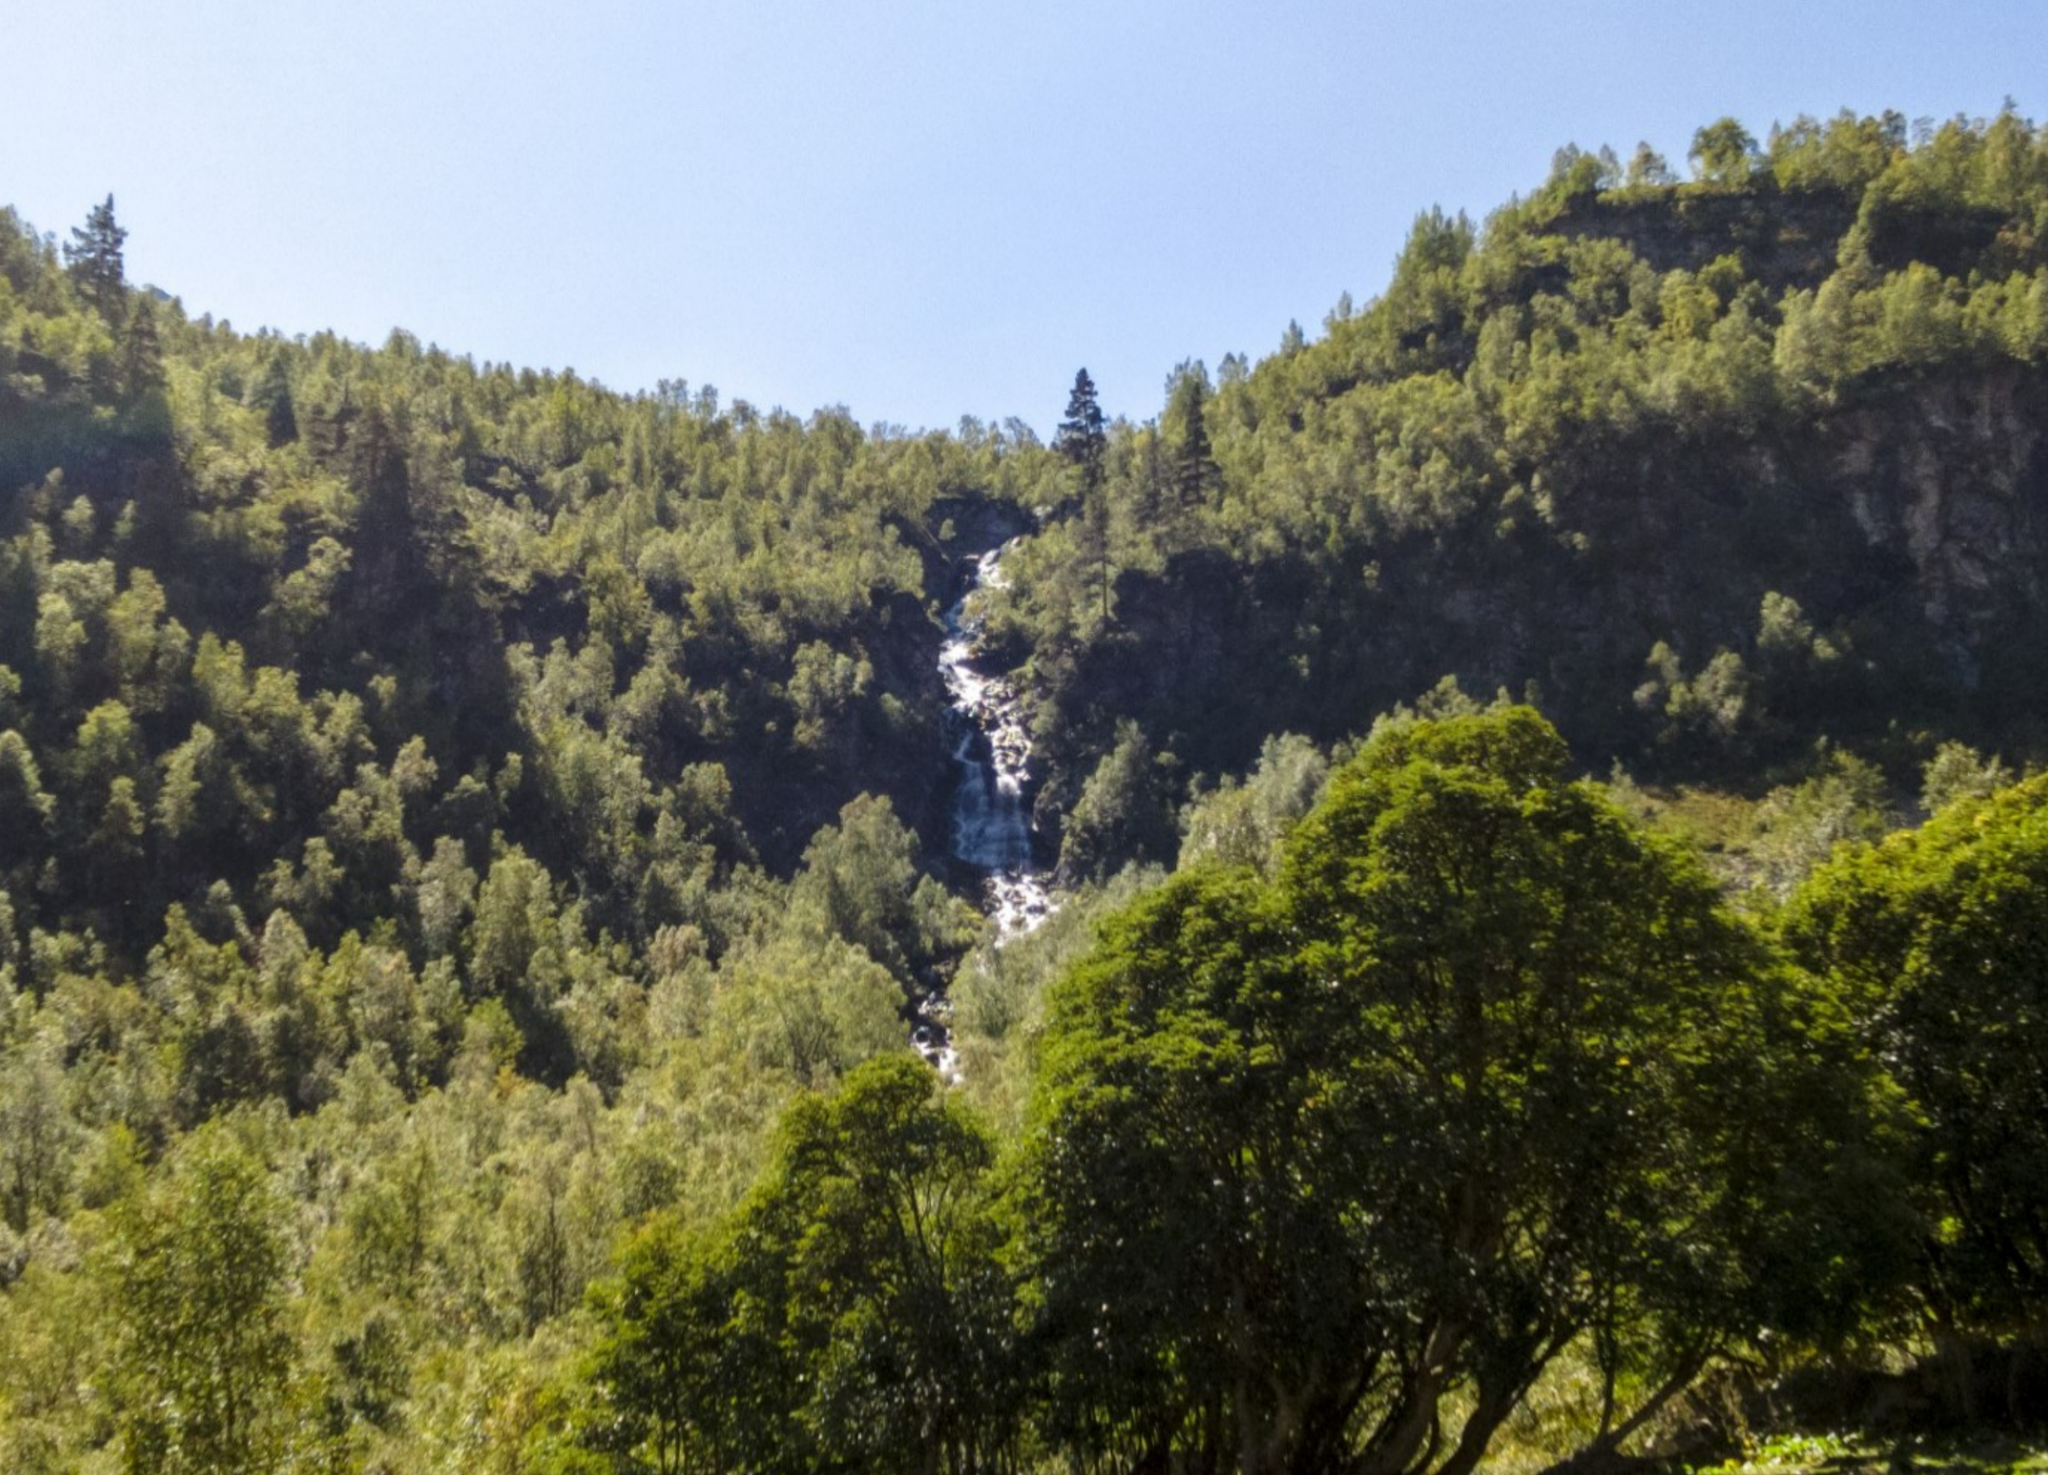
[6,1,2044,434]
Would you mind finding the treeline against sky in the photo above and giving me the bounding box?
[988,108,2048,885]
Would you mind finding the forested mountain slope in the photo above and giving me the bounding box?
[0,200,1076,1087]
[7,109,2048,1475]
[979,110,2048,879]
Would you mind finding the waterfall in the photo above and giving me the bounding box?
[941,541,1052,934]
[914,539,1054,1073]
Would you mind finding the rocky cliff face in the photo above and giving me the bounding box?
[1555,187,1860,292]
[1019,365,2048,831]
[1827,368,2048,643]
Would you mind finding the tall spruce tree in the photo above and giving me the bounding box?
[64,194,128,320]
[120,296,164,398]
[1058,368,1113,619]
[1166,362,1219,508]
[1054,368,1107,494]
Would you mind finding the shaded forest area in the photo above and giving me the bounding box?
[6,109,2048,1475]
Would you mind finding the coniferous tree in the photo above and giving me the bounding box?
[63,194,127,319]
[1166,362,1219,508]
[1057,368,1112,618]
[120,295,164,401]
[251,351,299,446]
[1054,368,1107,494]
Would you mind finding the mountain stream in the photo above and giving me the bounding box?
[913,540,1054,1073]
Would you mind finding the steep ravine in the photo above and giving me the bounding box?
[913,536,1055,1072]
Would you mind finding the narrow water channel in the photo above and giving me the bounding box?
[913,539,1054,1073]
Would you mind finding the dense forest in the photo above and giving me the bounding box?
[6,107,2048,1474]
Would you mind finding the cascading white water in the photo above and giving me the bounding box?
[941,542,1053,938]
[913,539,1054,1076]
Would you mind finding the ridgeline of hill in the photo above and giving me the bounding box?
[6,109,2048,1475]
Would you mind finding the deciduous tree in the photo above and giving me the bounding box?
[1023,709,1875,1475]
[109,1128,298,1474]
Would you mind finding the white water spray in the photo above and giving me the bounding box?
[914,540,1056,1075]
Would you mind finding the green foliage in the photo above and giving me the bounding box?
[788,793,924,976]
[1691,118,1761,185]
[588,1055,1019,1474]
[1162,359,1220,509]
[585,1214,760,1475]
[63,195,126,320]
[706,933,904,1086]
[0,188,1057,1463]
[108,1125,298,1474]
[1921,738,2012,814]
[1786,774,2048,1335]
[980,108,2048,841]
[1054,366,1107,494]
[947,863,1166,1128]
[1022,709,1881,1475]
[1056,717,1177,880]
[1176,729,1331,873]
[1743,747,1894,898]
[6,112,2048,1470]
